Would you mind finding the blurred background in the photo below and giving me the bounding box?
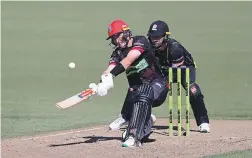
[2,1,252,138]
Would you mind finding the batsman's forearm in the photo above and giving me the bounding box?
[103,64,116,74]
[120,49,141,69]
[109,53,133,77]
[120,58,132,70]
[110,50,141,77]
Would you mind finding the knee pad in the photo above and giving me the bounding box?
[190,83,203,98]
[135,84,154,104]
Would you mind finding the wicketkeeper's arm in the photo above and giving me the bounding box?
[171,44,184,67]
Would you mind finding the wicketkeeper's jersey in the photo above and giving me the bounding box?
[155,38,196,77]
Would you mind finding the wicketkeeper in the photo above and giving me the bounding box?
[147,20,210,133]
[89,20,168,147]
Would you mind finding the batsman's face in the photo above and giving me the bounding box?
[150,36,164,48]
[111,33,127,49]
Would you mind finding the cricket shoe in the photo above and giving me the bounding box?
[122,116,154,142]
[109,113,156,131]
[109,114,128,131]
[122,135,142,147]
[121,130,153,142]
[199,123,210,133]
[150,114,157,124]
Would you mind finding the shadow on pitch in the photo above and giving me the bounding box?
[48,135,156,147]
[152,125,199,132]
[48,136,121,147]
[152,125,199,136]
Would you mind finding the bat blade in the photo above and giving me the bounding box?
[56,89,95,109]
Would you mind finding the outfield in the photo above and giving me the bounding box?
[205,149,252,158]
[2,1,252,157]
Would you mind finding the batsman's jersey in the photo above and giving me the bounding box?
[155,38,196,76]
[109,36,162,86]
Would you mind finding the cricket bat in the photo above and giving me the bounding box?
[56,88,95,109]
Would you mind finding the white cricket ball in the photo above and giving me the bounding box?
[68,62,76,69]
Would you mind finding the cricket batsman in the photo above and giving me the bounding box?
[89,20,168,147]
[147,20,210,133]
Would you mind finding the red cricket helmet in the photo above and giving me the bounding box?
[106,20,130,40]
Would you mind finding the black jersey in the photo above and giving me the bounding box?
[109,36,162,86]
[155,38,196,76]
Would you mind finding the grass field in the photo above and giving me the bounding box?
[206,149,252,158]
[2,1,252,140]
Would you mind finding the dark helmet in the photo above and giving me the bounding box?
[147,20,170,48]
[147,20,170,37]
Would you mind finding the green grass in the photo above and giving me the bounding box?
[2,2,252,138]
[205,149,252,158]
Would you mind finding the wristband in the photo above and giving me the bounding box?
[110,62,125,77]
